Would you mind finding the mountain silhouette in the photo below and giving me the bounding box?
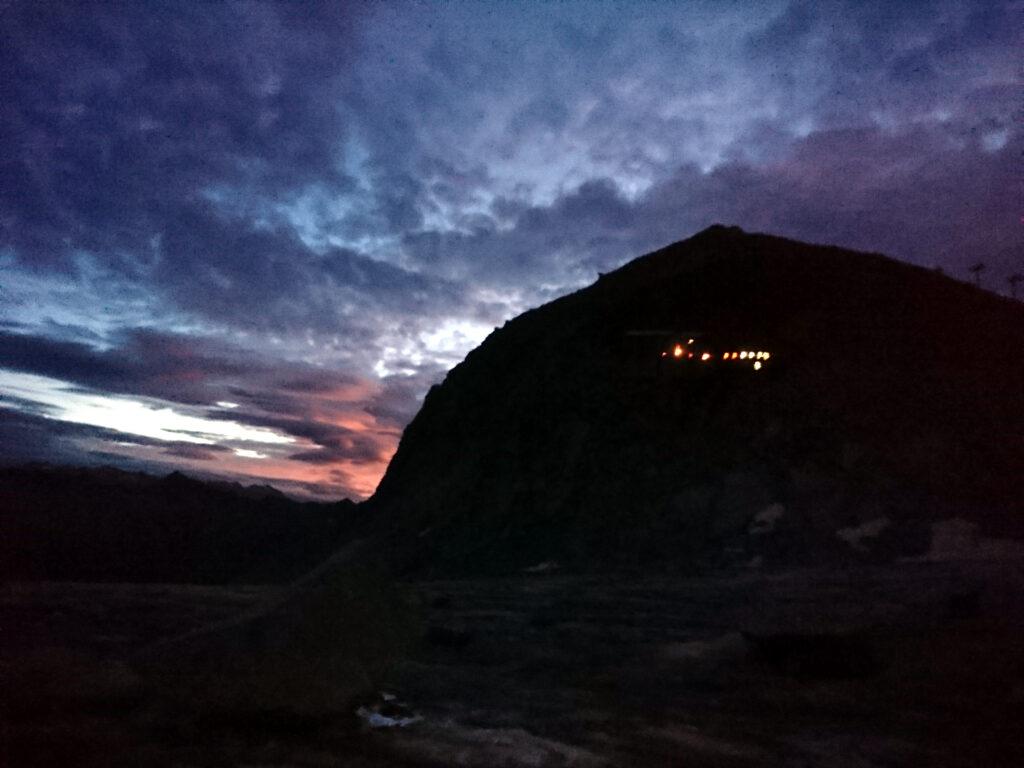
[363,225,1024,575]
[0,465,359,583]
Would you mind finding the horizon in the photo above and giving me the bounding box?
[1,1,1019,500]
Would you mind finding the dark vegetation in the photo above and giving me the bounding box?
[0,465,364,583]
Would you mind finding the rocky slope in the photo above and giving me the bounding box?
[365,226,1024,575]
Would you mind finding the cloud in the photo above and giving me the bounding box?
[0,328,412,499]
[0,1,1017,496]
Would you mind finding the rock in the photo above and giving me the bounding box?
[425,623,474,649]
[741,631,880,680]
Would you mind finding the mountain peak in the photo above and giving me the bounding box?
[364,231,1024,577]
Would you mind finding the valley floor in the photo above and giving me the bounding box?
[3,561,1024,766]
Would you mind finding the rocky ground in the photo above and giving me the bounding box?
[3,560,1024,766]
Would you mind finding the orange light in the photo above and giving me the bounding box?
[731,352,738,360]
[722,352,729,360]
[688,352,693,358]
[701,352,711,361]
[673,344,684,358]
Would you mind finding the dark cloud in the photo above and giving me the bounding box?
[161,444,227,462]
[399,122,1020,294]
[0,328,258,404]
[288,437,383,466]
[1,1,359,265]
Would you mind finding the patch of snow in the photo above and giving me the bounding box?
[911,519,1024,562]
[645,723,762,760]
[356,691,422,729]
[836,517,890,551]
[661,632,747,663]
[387,723,606,766]
[524,561,559,574]
[748,503,784,535]
[356,707,423,728]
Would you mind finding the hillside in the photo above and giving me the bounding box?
[365,225,1024,575]
[0,466,363,583]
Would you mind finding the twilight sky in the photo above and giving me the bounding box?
[1,1,1020,499]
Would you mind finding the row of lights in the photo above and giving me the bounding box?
[723,351,770,360]
[662,345,772,370]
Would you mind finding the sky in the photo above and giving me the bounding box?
[1,0,1020,500]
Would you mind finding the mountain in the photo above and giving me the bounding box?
[363,225,1024,576]
[0,465,363,583]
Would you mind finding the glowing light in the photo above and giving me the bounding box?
[740,351,747,359]
[701,352,711,361]
[754,361,762,370]
[731,352,738,359]
[764,352,770,360]
[687,338,694,344]
[722,352,729,360]
[661,351,667,357]
[673,344,684,358]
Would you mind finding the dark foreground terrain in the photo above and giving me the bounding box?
[4,560,1023,766]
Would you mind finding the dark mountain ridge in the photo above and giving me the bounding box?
[0,465,360,583]
[365,225,1024,575]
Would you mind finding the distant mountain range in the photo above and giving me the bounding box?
[6,226,1023,584]
[0,465,362,583]
[362,225,1024,576]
